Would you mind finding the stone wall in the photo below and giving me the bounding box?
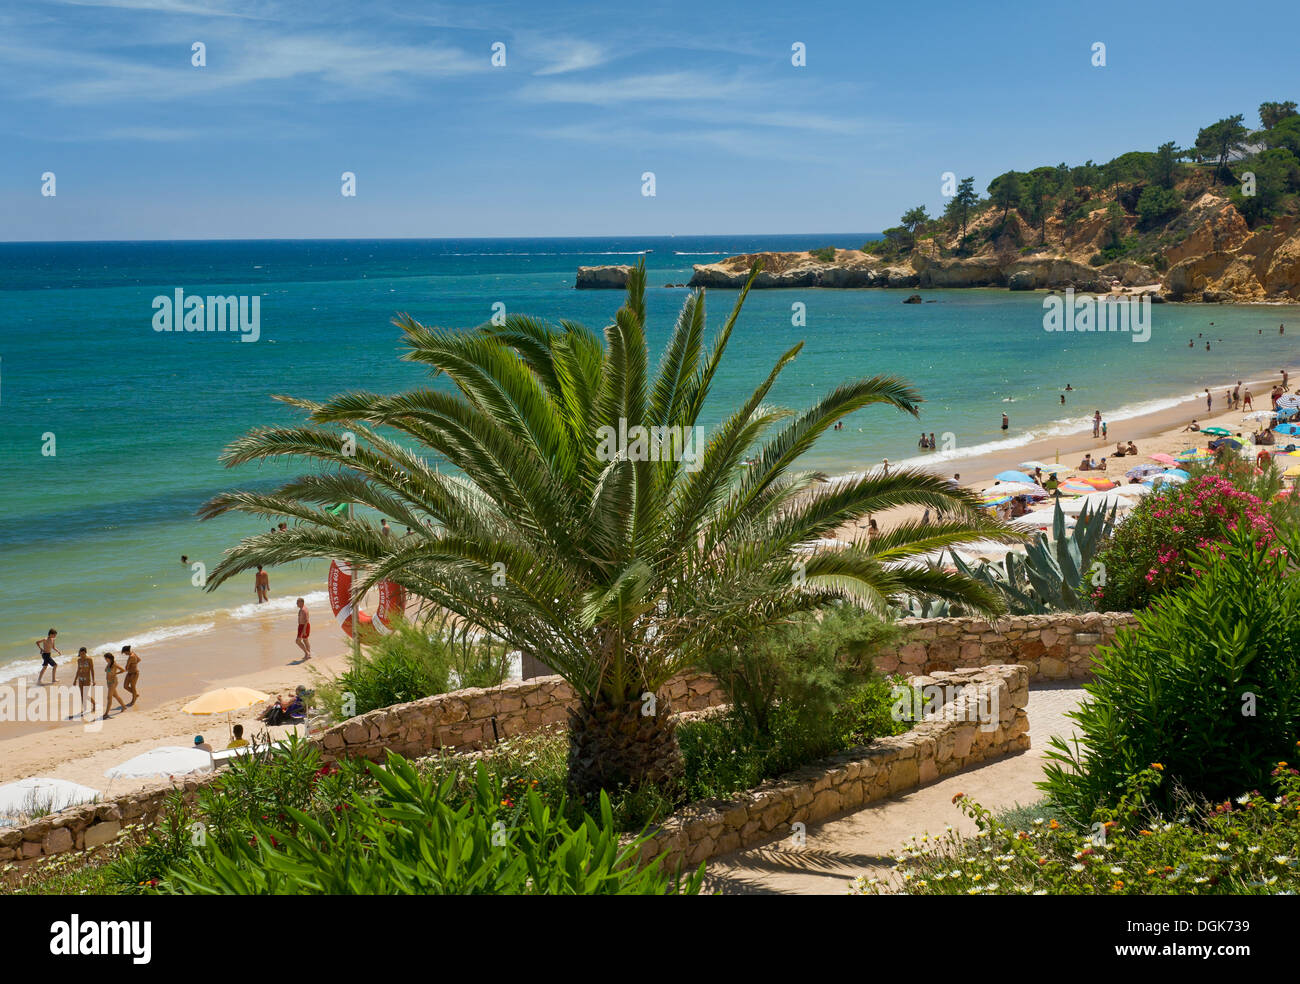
[0,671,725,866]
[878,612,1137,682]
[635,664,1030,871]
[314,671,725,763]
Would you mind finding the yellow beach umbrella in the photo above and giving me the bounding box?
[183,687,270,738]
[1284,464,1300,478]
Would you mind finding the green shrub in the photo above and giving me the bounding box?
[164,754,702,895]
[1093,465,1284,612]
[810,246,837,262]
[856,765,1300,895]
[704,605,902,744]
[1042,524,1300,825]
[315,618,510,718]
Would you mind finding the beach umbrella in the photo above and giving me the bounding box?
[1278,394,1300,410]
[1019,461,1072,475]
[1208,437,1243,451]
[994,470,1036,485]
[1275,423,1300,436]
[985,481,1044,496]
[1242,410,1277,422]
[1278,406,1299,420]
[1285,464,1300,478]
[1111,483,1152,497]
[1074,476,1117,491]
[1059,479,1101,495]
[1149,453,1178,466]
[105,746,213,779]
[1144,472,1188,487]
[183,686,271,738]
[978,493,1012,507]
[1176,449,1213,463]
[1162,468,1191,480]
[1008,511,1055,528]
[1200,426,1232,436]
[0,778,100,821]
[1125,463,1165,479]
[1058,492,1130,514]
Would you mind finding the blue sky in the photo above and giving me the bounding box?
[2,0,1297,240]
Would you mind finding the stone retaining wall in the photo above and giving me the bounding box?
[0,671,725,866]
[878,612,1137,682]
[635,664,1031,871]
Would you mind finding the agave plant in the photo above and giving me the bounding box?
[952,497,1117,613]
[199,261,1020,799]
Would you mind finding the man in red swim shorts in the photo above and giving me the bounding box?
[295,597,312,661]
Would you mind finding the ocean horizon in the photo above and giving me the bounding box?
[1,235,1296,681]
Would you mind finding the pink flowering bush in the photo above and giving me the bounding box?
[1094,468,1283,611]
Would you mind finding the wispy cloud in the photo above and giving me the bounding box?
[520,70,771,106]
[530,37,608,76]
[43,0,269,18]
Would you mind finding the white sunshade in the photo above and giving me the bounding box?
[0,777,101,822]
[1058,492,1133,513]
[1111,483,1153,497]
[1278,394,1300,410]
[105,746,213,779]
[984,481,1044,496]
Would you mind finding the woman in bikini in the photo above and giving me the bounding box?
[121,645,141,707]
[73,647,96,718]
[102,653,127,720]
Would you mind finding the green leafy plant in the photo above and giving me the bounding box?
[809,246,838,262]
[952,498,1115,614]
[856,764,1300,895]
[1042,525,1300,825]
[165,754,703,895]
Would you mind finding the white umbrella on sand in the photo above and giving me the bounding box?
[1278,394,1300,411]
[985,481,1045,496]
[1058,491,1132,514]
[105,746,213,779]
[1111,483,1152,497]
[0,778,100,822]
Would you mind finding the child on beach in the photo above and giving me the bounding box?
[295,597,312,661]
[36,629,61,683]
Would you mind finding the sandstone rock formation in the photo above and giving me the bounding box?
[576,265,633,289]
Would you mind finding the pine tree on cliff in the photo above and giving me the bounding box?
[1194,115,1248,184]
[944,177,979,243]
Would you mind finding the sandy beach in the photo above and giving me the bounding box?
[0,367,1292,795]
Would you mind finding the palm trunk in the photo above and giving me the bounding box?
[566,693,683,802]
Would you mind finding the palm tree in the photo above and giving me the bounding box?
[199,261,1020,800]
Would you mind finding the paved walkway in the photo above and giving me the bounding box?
[703,684,1086,895]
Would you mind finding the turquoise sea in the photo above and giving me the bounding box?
[1,235,1296,680]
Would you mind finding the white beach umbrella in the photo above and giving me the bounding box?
[1058,491,1132,514]
[1111,483,1152,497]
[1242,411,1277,422]
[1008,511,1057,528]
[984,481,1044,496]
[105,746,213,779]
[0,777,100,822]
[1019,461,1073,475]
[1278,394,1300,410]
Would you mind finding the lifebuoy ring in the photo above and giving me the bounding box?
[327,560,406,640]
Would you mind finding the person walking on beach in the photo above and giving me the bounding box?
[121,645,141,707]
[1205,389,1212,412]
[1244,389,1254,410]
[295,597,312,661]
[1092,410,1102,438]
[1234,382,1242,409]
[72,647,95,718]
[1282,369,1290,392]
[102,653,127,719]
[36,629,61,684]
[255,565,270,603]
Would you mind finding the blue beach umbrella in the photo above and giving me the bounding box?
[994,470,1035,485]
[1163,468,1191,480]
[1125,463,1165,479]
[1275,423,1300,436]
